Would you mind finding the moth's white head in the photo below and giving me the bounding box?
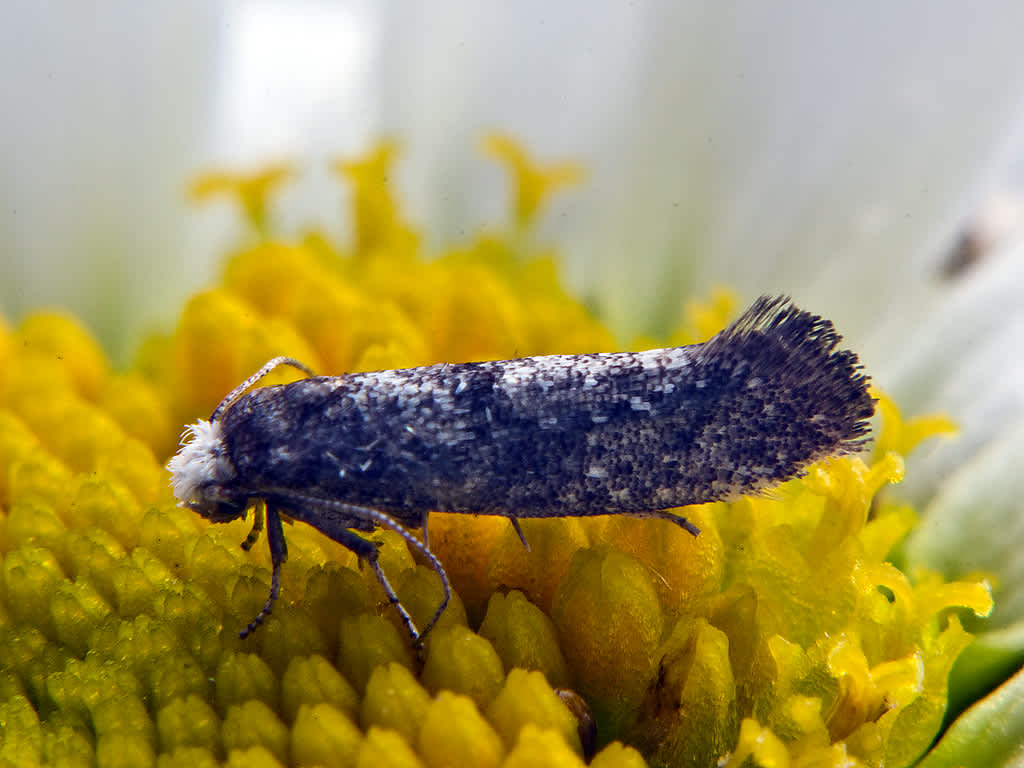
[166,419,236,506]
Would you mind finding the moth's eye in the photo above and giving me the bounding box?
[190,498,247,523]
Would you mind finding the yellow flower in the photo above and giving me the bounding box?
[190,164,294,241]
[0,140,990,767]
[481,134,584,233]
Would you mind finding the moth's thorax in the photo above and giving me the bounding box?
[166,419,241,519]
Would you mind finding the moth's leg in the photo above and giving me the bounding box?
[508,516,531,551]
[365,546,421,647]
[240,501,265,552]
[320,502,450,646]
[240,505,288,638]
[256,491,453,648]
[421,509,431,550]
[321,523,426,647]
[635,509,700,536]
[281,503,426,646]
[355,505,451,646]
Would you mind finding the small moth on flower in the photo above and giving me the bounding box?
[167,296,874,644]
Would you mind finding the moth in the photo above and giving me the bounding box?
[167,296,874,643]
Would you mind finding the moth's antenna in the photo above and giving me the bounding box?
[211,357,315,423]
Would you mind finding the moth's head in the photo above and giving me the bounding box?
[166,419,247,522]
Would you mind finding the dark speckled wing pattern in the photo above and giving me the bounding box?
[219,296,874,526]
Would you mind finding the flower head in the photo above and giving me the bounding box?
[0,140,991,767]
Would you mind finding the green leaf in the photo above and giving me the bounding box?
[904,418,1024,715]
[915,664,1024,768]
